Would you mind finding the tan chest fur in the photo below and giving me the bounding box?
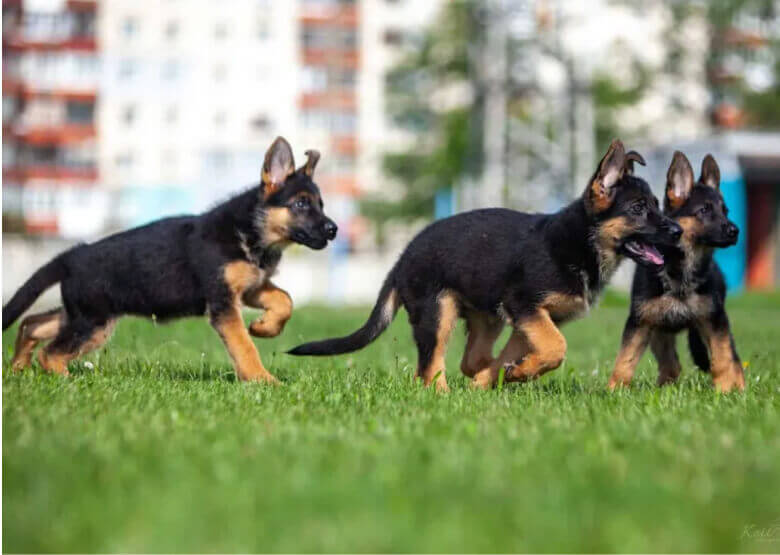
[637,293,713,326]
[223,261,268,297]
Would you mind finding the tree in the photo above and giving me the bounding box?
[360,2,481,243]
[706,0,780,128]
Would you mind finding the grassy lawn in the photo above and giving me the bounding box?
[3,291,780,552]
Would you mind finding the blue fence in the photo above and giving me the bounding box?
[714,176,748,292]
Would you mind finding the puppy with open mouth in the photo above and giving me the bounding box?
[289,140,682,391]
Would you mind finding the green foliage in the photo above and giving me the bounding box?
[361,109,472,242]
[744,84,780,127]
[705,0,780,125]
[3,296,780,552]
[362,2,478,237]
[592,66,651,153]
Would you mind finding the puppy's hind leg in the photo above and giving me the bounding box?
[11,308,65,372]
[408,292,459,392]
[460,312,503,378]
[38,317,115,376]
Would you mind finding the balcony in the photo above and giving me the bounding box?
[302,48,360,69]
[318,174,359,196]
[331,135,358,155]
[3,165,98,182]
[11,124,96,145]
[300,3,358,27]
[300,91,356,110]
[2,5,97,52]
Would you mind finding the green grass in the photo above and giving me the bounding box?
[3,292,780,553]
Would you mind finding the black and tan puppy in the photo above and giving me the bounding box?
[290,140,682,390]
[3,137,337,382]
[608,152,745,392]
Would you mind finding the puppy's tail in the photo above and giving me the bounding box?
[687,326,711,372]
[288,270,400,356]
[3,252,70,330]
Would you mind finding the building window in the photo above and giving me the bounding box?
[250,114,271,131]
[301,66,327,92]
[3,95,19,122]
[161,59,180,81]
[30,145,58,165]
[301,27,357,50]
[204,150,232,172]
[331,110,357,133]
[121,17,138,40]
[3,142,17,168]
[383,29,403,46]
[118,59,137,80]
[66,101,94,124]
[257,18,269,40]
[72,11,95,38]
[301,67,356,92]
[301,109,357,132]
[164,20,179,41]
[115,152,135,171]
[122,105,136,126]
[75,54,99,80]
[333,68,356,88]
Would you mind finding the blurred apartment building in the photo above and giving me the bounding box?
[2,0,101,236]
[3,0,442,243]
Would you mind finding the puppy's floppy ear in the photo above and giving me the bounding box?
[262,136,295,198]
[699,154,721,189]
[666,151,695,210]
[299,149,320,177]
[586,139,626,213]
[624,150,646,175]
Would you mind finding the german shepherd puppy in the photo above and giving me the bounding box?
[608,152,745,392]
[289,140,682,390]
[3,137,337,383]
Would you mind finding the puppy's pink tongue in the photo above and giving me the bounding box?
[626,241,664,266]
[645,245,664,265]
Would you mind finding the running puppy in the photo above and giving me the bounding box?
[608,152,745,392]
[3,137,337,382]
[289,140,682,391]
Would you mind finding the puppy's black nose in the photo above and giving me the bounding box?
[324,220,338,240]
[667,222,683,241]
[724,222,739,240]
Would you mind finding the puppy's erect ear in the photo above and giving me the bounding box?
[624,150,646,176]
[666,151,695,210]
[699,154,721,190]
[299,149,320,177]
[262,137,295,197]
[587,139,626,213]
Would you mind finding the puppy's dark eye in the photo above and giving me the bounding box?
[294,198,310,210]
[631,202,645,215]
[699,203,712,216]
